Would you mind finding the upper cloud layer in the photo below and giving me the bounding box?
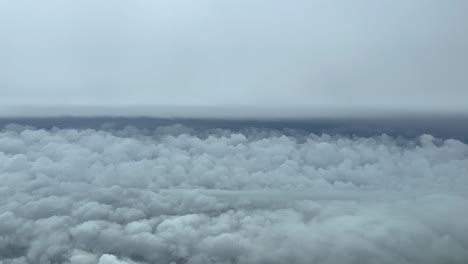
[1,125,468,263]
[1,1,468,114]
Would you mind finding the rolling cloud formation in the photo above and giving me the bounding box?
[1,125,468,263]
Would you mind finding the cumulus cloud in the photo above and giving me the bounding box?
[1,125,468,263]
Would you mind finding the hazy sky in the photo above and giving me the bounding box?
[1,0,467,116]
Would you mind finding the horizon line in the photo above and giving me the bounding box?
[2,104,468,120]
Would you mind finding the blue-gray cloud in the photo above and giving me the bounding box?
[1,125,468,263]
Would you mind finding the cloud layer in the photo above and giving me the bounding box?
[1,0,468,114]
[1,125,468,263]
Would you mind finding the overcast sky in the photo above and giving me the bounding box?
[1,0,467,117]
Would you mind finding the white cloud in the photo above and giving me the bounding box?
[0,125,468,263]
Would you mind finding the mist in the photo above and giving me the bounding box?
[1,0,468,116]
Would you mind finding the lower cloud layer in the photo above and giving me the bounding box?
[1,125,467,263]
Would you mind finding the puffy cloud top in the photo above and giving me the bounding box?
[1,125,468,263]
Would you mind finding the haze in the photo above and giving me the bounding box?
[1,0,467,117]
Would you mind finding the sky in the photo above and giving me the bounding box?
[1,0,468,117]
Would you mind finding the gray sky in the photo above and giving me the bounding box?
[1,0,467,117]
